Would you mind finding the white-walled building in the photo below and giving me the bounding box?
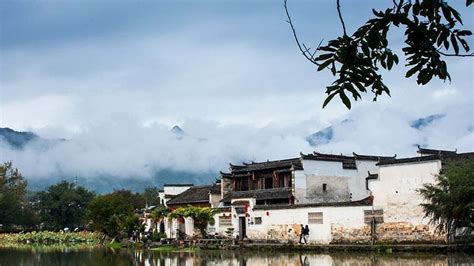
[215,147,473,244]
[158,184,193,207]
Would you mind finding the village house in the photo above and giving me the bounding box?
[218,151,392,241]
[366,147,474,243]
[158,183,193,207]
[163,183,221,238]
[215,147,472,243]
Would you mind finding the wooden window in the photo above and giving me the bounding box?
[364,209,384,223]
[240,178,249,191]
[219,216,232,227]
[278,176,285,188]
[308,212,323,224]
[322,183,327,192]
[265,177,273,189]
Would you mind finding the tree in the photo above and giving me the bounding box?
[150,206,168,234]
[110,189,145,210]
[168,205,216,237]
[285,0,473,109]
[35,181,95,230]
[418,157,474,243]
[0,162,37,231]
[86,193,139,238]
[143,187,162,206]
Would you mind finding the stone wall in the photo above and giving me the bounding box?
[330,222,445,244]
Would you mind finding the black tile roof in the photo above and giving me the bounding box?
[300,152,353,161]
[301,152,394,162]
[166,184,220,206]
[417,145,457,156]
[253,197,372,210]
[365,172,379,180]
[228,158,303,173]
[163,183,194,187]
[221,187,292,204]
[377,152,474,166]
[352,152,396,161]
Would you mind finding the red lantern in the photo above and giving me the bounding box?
[266,211,270,216]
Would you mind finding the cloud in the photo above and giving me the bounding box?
[1,0,472,186]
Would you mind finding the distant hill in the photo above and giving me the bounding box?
[410,114,445,130]
[0,127,38,149]
[0,126,216,193]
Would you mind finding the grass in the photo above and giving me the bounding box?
[150,245,178,251]
[0,231,101,245]
[105,242,122,249]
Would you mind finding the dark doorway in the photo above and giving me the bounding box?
[238,217,246,240]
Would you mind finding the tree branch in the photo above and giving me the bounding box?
[284,0,322,65]
[437,51,474,57]
[336,0,347,36]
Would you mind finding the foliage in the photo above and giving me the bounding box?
[110,189,145,210]
[285,0,472,109]
[0,162,38,231]
[152,232,167,242]
[86,193,139,238]
[418,158,474,242]
[150,206,168,221]
[169,206,216,236]
[0,231,101,245]
[143,187,162,206]
[35,181,95,230]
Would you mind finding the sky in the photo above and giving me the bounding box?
[0,0,473,183]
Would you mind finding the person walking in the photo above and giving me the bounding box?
[299,224,305,244]
[304,225,310,244]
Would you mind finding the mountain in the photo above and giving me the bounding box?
[1,126,215,193]
[0,127,38,149]
[410,114,445,129]
[306,126,333,147]
[170,125,185,139]
[26,169,216,193]
[306,119,353,147]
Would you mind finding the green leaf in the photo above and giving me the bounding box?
[459,38,470,52]
[451,34,459,55]
[317,59,333,71]
[322,91,338,108]
[417,69,433,85]
[387,54,394,70]
[315,53,333,61]
[458,30,472,36]
[319,46,337,52]
[331,62,337,75]
[406,64,422,78]
[339,90,351,109]
[449,6,463,25]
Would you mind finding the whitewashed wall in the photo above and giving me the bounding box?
[228,198,371,244]
[249,205,371,244]
[371,160,441,224]
[295,159,377,203]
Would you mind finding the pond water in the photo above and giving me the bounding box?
[0,247,473,266]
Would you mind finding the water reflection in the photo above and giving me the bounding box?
[132,250,474,266]
[1,247,473,266]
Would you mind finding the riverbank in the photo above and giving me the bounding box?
[0,231,102,246]
[157,239,474,253]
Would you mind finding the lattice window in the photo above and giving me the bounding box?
[308,212,323,224]
[254,217,262,225]
[219,216,232,227]
[364,209,384,223]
